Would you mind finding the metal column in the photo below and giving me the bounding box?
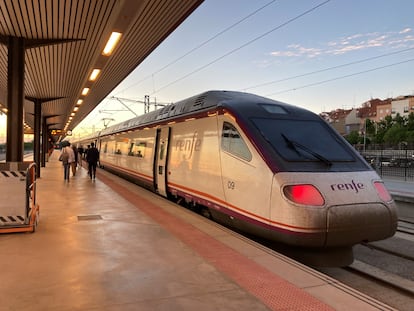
[41,116,48,167]
[33,100,42,177]
[6,36,25,162]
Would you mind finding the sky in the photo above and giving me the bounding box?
[2,0,414,140]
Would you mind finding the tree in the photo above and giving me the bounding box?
[406,130,414,143]
[383,124,406,144]
[393,113,405,126]
[406,112,414,131]
[365,118,376,136]
[344,111,414,148]
[346,131,360,145]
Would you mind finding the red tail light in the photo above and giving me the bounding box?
[373,181,392,202]
[283,184,324,206]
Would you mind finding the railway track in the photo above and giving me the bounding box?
[347,260,414,296]
[318,261,414,311]
[318,220,414,311]
[398,218,414,235]
[359,218,414,262]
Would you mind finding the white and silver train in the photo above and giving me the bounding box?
[77,91,397,266]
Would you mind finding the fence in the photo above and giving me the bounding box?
[360,148,414,181]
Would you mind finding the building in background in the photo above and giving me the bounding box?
[321,95,413,136]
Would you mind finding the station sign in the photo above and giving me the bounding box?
[50,129,72,136]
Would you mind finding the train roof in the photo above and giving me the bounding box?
[98,90,316,137]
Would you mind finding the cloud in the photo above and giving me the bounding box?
[270,44,323,58]
[270,28,413,58]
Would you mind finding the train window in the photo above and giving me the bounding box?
[259,104,288,115]
[221,122,252,161]
[252,118,354,162]
[159,142,165,160]
[134,142,146,158]
[128,143,134,156]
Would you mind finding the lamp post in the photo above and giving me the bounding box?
[363,118,367,152]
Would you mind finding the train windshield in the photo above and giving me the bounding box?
[252,118,355,162]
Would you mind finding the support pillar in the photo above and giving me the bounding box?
[33,100,42,177]
[27,98,62,177]
[42,116,48,167]
[6,36,25,162]
[40,115,60,167]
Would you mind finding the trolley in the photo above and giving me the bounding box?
[0,162,40,233]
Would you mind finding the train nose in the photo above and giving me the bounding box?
[325,202,398,246]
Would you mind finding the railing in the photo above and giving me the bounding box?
[360,149,414,181]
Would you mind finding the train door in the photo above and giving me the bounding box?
[154,127,170,197]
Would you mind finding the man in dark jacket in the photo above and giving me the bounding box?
[86,142,99,179]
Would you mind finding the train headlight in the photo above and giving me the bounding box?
[283,184,325,206]
[373,181,392,202]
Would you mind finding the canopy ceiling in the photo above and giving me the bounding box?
[0,0,203,138]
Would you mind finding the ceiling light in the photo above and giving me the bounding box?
[89,69,101,81]
[71,112,75,117]
[77,99,83,105]
[73,107,79,112]
[82,87,90,95]
[102,32,122,56]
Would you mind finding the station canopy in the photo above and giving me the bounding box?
[0,0,203,139]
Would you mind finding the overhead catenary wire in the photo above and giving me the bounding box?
[241,47,414,91]
[114,0,278,96]
[265,57,414,97]
[151,0,331,95]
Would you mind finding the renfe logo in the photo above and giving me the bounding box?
[330,180,365,193]
[175,131,201,159]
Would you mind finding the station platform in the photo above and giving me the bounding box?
[0,151,397,311]
[383,177,414,203]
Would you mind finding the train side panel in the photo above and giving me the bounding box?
[99,128,157,187]
[214,114,274,230]
[166,113,275,235]
[167,116,225,206]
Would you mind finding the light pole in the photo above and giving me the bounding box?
[363,118,367,152]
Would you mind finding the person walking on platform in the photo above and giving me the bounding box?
[77,145,84,167]
[71,144,78,176]
[86,142,99,180]
[59,142,75,181]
